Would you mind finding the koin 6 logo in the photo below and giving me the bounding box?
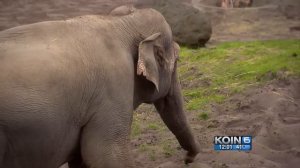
[214,136,252,145]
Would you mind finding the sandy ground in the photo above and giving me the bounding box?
[0,0,299,168]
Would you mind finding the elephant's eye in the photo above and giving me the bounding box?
[154,46,165,66]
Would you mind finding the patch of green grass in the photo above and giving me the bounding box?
[184,89,226,110]
[147,123,160,131]
[138,143,158,161]
[162,141,175,158]
[179,40,300,111]
[149,149,157,161]
[198,112,209,120]
[131,119,141,138]
[138,143,149,152]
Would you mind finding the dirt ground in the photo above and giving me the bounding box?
[188,78,300,168]
[1,0,299,42]
[191,0,300,43]
[0,0,299,168]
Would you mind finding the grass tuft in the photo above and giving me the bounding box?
[147,123,160,131]
[198,112,209,120]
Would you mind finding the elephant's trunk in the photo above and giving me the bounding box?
[154,72,199,164]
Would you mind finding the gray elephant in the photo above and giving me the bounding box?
[0,8,199,168]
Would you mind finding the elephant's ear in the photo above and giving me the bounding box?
[137,33,161,92]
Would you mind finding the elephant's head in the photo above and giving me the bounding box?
[138,38,200,163]
[116,8,200,163]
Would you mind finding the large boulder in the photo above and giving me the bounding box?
[135,0,212,47]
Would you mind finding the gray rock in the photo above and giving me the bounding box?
[136,0,212,47]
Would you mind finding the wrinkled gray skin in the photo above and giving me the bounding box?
[0,8,199,168]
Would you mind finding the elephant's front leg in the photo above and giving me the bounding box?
[80,108,134,168]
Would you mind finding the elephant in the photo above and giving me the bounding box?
[0,8,200,168]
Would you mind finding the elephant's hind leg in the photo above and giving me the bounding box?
[80,109,134,168]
